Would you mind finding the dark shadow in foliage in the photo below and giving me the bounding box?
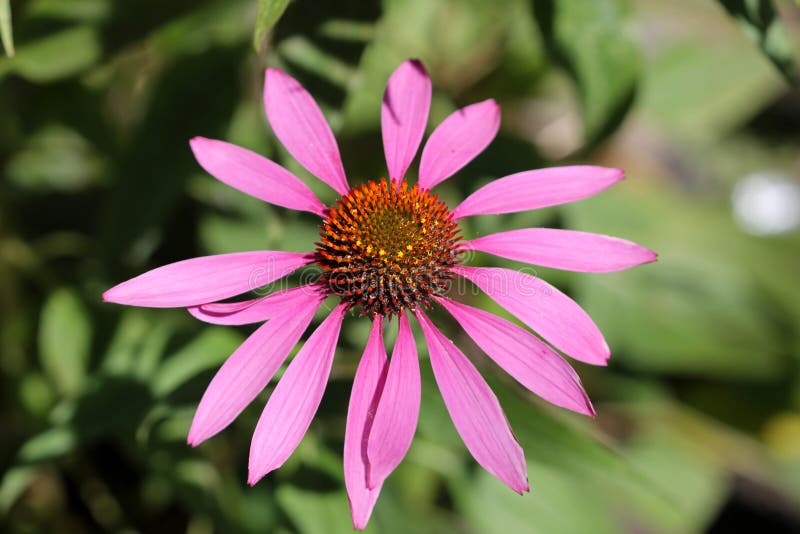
[102,0,198,54]
[530,0,638,155]
[98,47,244,268]
[719,0,798,87]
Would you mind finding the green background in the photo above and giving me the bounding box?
[2,0,800,532]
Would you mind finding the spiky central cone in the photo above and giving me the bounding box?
[316,178,461,317]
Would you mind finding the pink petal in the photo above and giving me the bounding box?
[415,310,528,493]
[381,59,432,183]
[451,166,624,220]
[187,284,323,325]
[344,317,387,530]
[103,251,313,308]
[435,297,594,416]
[453,266,610,365]
[248,304,347,484]
[189,137,326,216]
[463,228,657,273]
[264,68,349,196]
[418,99,500,190]
[187,299,323,446]
[365,312,420,489]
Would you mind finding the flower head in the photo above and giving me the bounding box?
[103,59,656,530]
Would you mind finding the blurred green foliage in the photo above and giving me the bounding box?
[1,0,800,532]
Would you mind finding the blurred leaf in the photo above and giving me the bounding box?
[452,461,619,534]
[0,466,33,514]
[27,0,110,22]
[319,19,375,42]
[17,427,78,463]
[38,288,91,396]
[619,435,728,533]
[343,0,517,132]
[153,327,243,397]
[15,377,152,466]
[532,0,639,146]
[6,124,107,192]
[19,372,55,417]
[639,39,783,140]
[278,36,355,88]
[0,0,12,56]
[102,309,173,377]
[276,486,352,534]
[253,0,290,51]
[98,48,242,262]
[151,0,253,56]
[719,0,797,86]
[199,214,272,255]
[0,26,100,82]
[567,185,786,379]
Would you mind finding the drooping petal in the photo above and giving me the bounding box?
[436,297,594,416]
[381,59,432,183]
[453,266,610,365]
[103,251,313,308]
[189,137,326,216]
[249,304,347,484]
[187,298,323,446]
[418,99,500,190]
[463,228,657,273]
[264,68,349,195]
[451,166,624,220]
[365,312,420,489]
[344,317,387,530]
[188,284,323,325]
[416,310,528,493]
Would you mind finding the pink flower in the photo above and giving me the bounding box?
[104,59,656,529]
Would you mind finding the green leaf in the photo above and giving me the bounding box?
[253,0,290,51]
[0,0,13,56]
[6,124,107,192]
[532,0,639,146]
[153,328,243,397]
[276,486,353,534]
[17,376,153,465]
[566,185,786,379]
[102,309,174,377]
[38,288,92,396]
[17,427,78,463]
[0,26,100,82]
[26,0,110,22]
[278,36,355,88]
[452,461,619,534]
[638,40,783,140]
[0,467,33,514]
[718,0,797,86]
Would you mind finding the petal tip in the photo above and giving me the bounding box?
[406,57,425,68]
[102,287,121,304]
[246,470,262,486]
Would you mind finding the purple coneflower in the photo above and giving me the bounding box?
[104,59,656,529]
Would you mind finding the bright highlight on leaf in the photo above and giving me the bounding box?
[0,0,13,57]
[253,0,291,51]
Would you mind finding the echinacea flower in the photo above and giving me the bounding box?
[103,59,656,529]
